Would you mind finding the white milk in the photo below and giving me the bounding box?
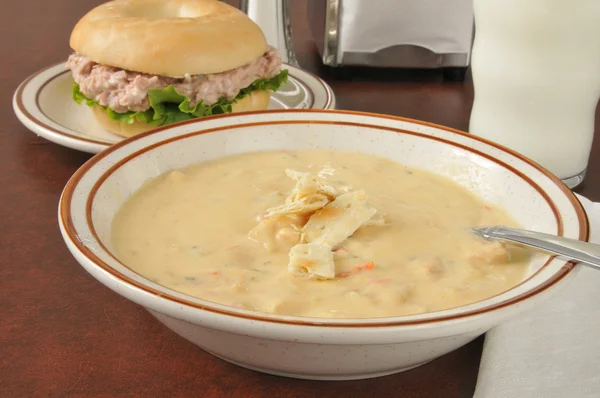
[469,0,600,184]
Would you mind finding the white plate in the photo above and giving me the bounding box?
[13,62,336,154]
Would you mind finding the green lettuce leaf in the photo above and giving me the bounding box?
[72,69,289,126]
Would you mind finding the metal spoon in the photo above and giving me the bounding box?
[470,225,600,271]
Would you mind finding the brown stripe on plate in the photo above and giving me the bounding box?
[15,63,113,146]
[18,63,328,149]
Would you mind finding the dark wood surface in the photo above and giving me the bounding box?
[2,1,598,397]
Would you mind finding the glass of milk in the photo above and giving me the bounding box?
[469,0,600,188]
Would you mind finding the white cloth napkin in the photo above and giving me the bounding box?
[474,194,600,398]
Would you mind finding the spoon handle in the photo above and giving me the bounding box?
[471,226,600,271]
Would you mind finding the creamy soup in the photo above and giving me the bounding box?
[112,150,529,318]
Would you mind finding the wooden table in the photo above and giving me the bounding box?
[2,1,598,397]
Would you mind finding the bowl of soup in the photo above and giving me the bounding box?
[58,109,588,380]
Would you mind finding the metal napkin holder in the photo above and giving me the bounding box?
[239,0,473,70]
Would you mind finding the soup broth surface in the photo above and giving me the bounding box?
[112,150,529,318]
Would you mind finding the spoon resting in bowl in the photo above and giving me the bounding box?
[471,226,600,271]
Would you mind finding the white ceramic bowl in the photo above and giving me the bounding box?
[58,110,589,380]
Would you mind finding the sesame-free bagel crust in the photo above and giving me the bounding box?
[70,0,269,77]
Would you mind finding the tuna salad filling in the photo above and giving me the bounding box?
[67,47,288,126]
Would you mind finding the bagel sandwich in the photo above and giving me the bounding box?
[66,0,288,137]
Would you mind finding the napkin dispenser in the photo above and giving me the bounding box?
[307,0,474,69]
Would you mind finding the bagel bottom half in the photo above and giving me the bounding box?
[91,89,272,138]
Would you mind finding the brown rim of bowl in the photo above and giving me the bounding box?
[86,120,564,299]
[14,62,330,147]
[79,120,576,323]
[60,110,589,327]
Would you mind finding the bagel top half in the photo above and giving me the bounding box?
[70,0,268,76]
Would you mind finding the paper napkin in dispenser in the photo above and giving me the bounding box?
[308,0,474,69]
